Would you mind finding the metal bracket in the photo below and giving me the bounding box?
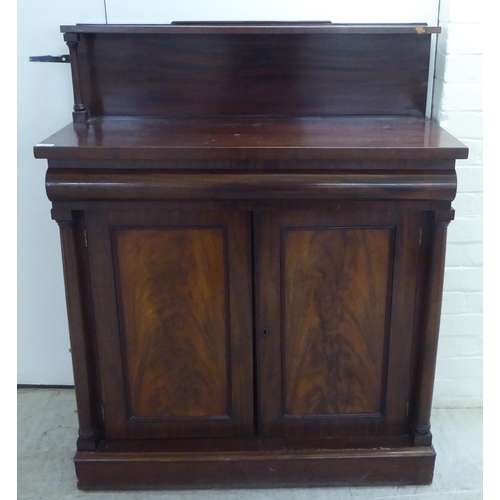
[29,55,70,63]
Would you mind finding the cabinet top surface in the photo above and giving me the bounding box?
[61,23,441,35]
[34,116,468,162]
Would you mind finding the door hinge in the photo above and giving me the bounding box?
[418,228,422,246]
[406,402,410,417]
[101,404,105,421]
[83,228,88,248]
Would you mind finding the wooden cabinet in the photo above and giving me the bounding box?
[35,23,468,489]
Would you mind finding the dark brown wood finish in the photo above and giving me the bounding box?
[282,226,392,416]
[255,210,420,438]
[35,116,468,161]
[55,213,100,450]
[74,446,436,490]
[411,210,454,444]
[45,158,459,172]
[63,33,88,123]
[45,169,457,202]
[84,208,254,439]
[35,23,467,489]
[72,32,432,118]
[61,23,441,34]
[97,434,414,453]
[114,227,229,419]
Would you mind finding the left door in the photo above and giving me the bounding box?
[84,207,254,439]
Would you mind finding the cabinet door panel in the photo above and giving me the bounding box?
[256,210,420,438]
[283,226,391,416]
[115,227,229,419]
[85,208,254,439]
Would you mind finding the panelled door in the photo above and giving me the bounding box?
[255,209,421,438]
[84,207,254,439]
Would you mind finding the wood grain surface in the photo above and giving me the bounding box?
[61,23,440,34]
[282,227,392,416]
[34,116,468,161]
[72,32,432,118]
[45,169,457,202]
[255,209,420,438]
[114,227,229,418]
[84,209,254,439]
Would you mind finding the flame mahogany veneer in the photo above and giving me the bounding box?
[34,22,468,490]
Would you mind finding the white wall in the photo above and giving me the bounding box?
[19,0,484,409]
[17,1,105,384]
[431,0,483,408]
[103,0,438,24]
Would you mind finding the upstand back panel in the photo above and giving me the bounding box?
[34,22,468,490]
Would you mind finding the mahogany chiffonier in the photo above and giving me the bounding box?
[34,22,468,490]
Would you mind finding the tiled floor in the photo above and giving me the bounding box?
[17,389,482,499]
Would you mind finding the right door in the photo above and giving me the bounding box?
[255,209,421,438]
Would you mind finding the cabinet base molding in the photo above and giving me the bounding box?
[74,446,436,490]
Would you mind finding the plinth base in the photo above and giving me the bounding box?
[75,445,436,490]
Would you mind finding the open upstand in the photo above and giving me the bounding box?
[34,22,468,490]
